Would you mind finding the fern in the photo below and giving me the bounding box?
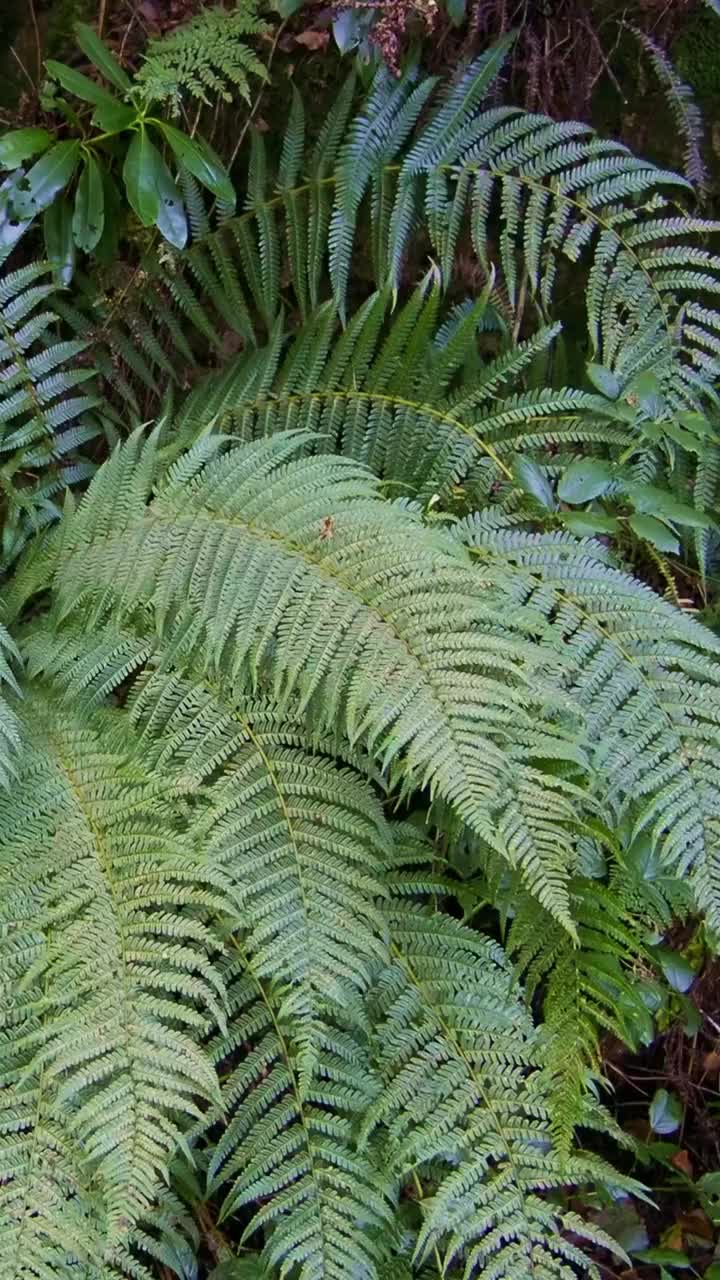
[3,52,720,1280]
[135,4,269,113]
[0,261,103,564]
[633,28,708,193]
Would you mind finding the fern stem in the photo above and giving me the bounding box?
[410,1169,445,1277]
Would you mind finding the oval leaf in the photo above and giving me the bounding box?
[587,362,621,400]
[156,122,235,205]
[653,946,696,994]
[628,514,680,555]
[153,155,187,249]
[649,1088,683,1135]
[11,140,80,218]
[72,153,105,252]
[0,127,53,170]
[626,482,714,529]
[123,127,161,226]
[44,197,75,285]
[512,457,554,510]
[558,458,615,504]
[561,512,619,537]
[75,22,132,94]
[91,100,136,133]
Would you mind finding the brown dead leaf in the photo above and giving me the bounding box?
[671,1149,694,1177]
[294,30,330,50]
[703,1049,720,1074]
[679,1207,714,1242]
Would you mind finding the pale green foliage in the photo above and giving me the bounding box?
[135,4,269,112]
[2,45,720,1280]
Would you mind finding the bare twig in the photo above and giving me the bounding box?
[227,18,288,172]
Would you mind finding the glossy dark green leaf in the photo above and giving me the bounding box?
[93,169,121,264]
[46,59,121,108]
[662,421,704,453]
[512,457,554,510]
[630,369,666,417]
[0,127,53,170]
[75,22,132,94]
[156,122,235,204]
[123,127,161,226]
[678,410,718,439]
[558,458,614,504]
[91,100,136,132]
[628,514,680,555]
[586,362,621,400]
[634,1248,691,1268]
[43,197,75,285]
[626,482,713,529]
[153,154,187,248]
[274,0,303,15]
[72,153,104,251]
[11,141,80,218]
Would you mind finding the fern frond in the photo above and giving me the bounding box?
[0,691,228,1236]
[49,432,591,927]
[455,520,720,927]
[510,877,655,1153]
[135,4,269,112]
[199,954,394,1280]
[633,28,708,192]
[129,668,391,1049]
[366,901,625,1278]
[0,260,103,563]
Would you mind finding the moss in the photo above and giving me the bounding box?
[673,8,720,101]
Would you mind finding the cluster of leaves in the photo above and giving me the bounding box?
[2,21,720,1280]
[0,20,239,269]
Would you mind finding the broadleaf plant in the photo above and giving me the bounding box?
[0,22,237,271]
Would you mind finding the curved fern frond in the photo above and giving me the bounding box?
[455,521,720,926]
[129,668,391,1052]
[366,902,627,1279]
[510,876,656,1153]
[199,955,394,1280]
[50,432,590,927]
[633,28,708,192]
[0,691,228,1236]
